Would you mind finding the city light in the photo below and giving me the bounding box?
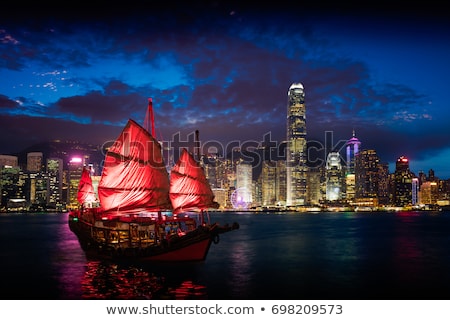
[70,157,83,163]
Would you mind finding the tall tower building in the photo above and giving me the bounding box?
[419,181,438,205]
[346,130,361,174]
[47,158,64,210]
[306,167,322,205]
[355,149,380,200]
[377,162,390,205]
[68,157,84,209]
[233,161,252,208]
[345,131,361,202]
[260,161,276,206]
[276,160,287,205]
[286,83,307,206]
[325,151,343,201]
[412,177,420,205]
[393,155,413,206]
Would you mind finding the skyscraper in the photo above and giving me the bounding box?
[260,160,277,206]
[393,155,413,206]
[68,157,84,209]
[345,130,361,202]
[355,149,380,199]
[326,151,343,201]
[47,158,64,210]
[234,161,252,208]
[346,130,361,174]
[286,83,307,206]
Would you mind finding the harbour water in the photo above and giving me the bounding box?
[1,210,450,300]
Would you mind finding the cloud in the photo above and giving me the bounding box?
[0,2,449,178]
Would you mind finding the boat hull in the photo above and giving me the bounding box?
[68,211,236,262]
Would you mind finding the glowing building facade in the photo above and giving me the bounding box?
[346,130,361,174]
[345,131,361,202]
[68,157,84,209]
[355,149,380,199]
[286,83,307,206]
[261,161,277,206]
[393,155,413,206]
[326,151,343,201]
[47,158,64,210]
[233,162,252,208]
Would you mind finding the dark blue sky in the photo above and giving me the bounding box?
[1,1,449,178]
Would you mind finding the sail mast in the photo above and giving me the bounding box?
[144,98,156,137]
[195,129,200,161]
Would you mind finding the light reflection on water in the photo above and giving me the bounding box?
[79,260,209,300]
[1,210,450,299]
[53,216,86,299]
[81,261,164,299]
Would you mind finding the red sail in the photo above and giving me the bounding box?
[77,167,97,204]
[98,119,172,213]
[170,148,219,215]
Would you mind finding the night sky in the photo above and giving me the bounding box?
[1,1,449,178]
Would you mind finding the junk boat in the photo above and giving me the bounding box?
[68,98,239,262]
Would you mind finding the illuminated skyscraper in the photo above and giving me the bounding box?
[345,130,361,202]
[233,162,252,208]
[355,149,380,199]
[346,130,361,174]
[275,160,287,205]
[419,181,438,205]
[286,83,307,206]
[393,155,413,206]
[306,167,322,205]
[261,161,277,206]
[68,157,84,209]
[0,155,18,168]
[47,158,64,210]
[326,151,343,201]
[377,162,390,205]
[412,177,420,205]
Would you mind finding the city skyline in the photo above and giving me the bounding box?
[1,2,449,178]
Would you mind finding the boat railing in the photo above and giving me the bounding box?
[85,212,215,253]
[91,223,159,249]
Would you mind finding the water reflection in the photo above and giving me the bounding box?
[391,211,431,293]
[53,214,87,299]
[81,261,164,299]
[80,260,208,299]
[227,237,253,298]
[3,211,450,300]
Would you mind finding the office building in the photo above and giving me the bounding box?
[393,156,413,206]
[345,131,361,201]
[355,149,380,205]
[0,155,18,168]
[286,83,307,206]
[27,152,43,172]
[326,151,343,201]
